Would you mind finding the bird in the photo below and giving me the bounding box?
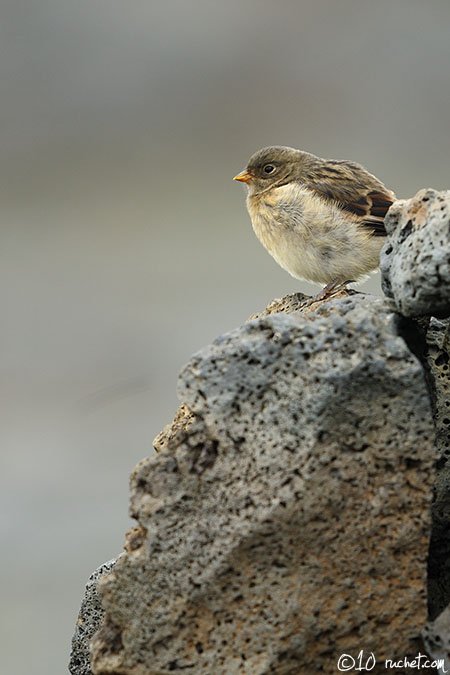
[233,146,395,300]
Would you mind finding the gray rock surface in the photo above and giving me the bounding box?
[421,318,450,620]
[423,605,450,674]
[392,313,450,623]
[88,294,435,675]
[69,558,117,675]
[381,188,450,318]
[378,188,450,653]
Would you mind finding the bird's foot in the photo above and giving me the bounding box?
[314,279,354,302]
[299,280,354,310]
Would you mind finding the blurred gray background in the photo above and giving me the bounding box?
[1,1,450,673]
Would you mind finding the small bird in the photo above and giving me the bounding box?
[234,146,395,299]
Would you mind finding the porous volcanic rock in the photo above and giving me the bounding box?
[88,293,435,675]
[421,318,450,621]
[381,188,450,318]
[69,558,117,675]
[423,604,450,673]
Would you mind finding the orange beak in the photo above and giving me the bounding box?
[233,169,252,183]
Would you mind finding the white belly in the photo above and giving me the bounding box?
[247,184,383,285]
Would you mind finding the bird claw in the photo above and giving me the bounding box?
[299,280,354,310]
[314,279,353,302]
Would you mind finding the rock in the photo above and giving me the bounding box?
[421,318,450,620]
[380,188,450,318]
[152,403,198,454]
[392,314,450,623]
[423,605,450,674]
[69,558,117,675]
[248,290,311,319]
[248,287,357,321]
[378,188,450,651]
[89,293,435,675]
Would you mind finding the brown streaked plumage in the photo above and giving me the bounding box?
[233,146,395,295]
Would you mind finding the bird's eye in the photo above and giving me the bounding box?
[263,164,275,174]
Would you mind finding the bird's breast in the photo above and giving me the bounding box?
[247,185,309,245]
[247,184,327,259]
[246,184,382,284]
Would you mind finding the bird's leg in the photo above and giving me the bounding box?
[298,279,353,309]
[314,279,353,302]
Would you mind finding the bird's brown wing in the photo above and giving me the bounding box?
[304,159,395,236]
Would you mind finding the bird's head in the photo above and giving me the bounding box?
[233,146,308,195]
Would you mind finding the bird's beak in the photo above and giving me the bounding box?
[233,170,252,183]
